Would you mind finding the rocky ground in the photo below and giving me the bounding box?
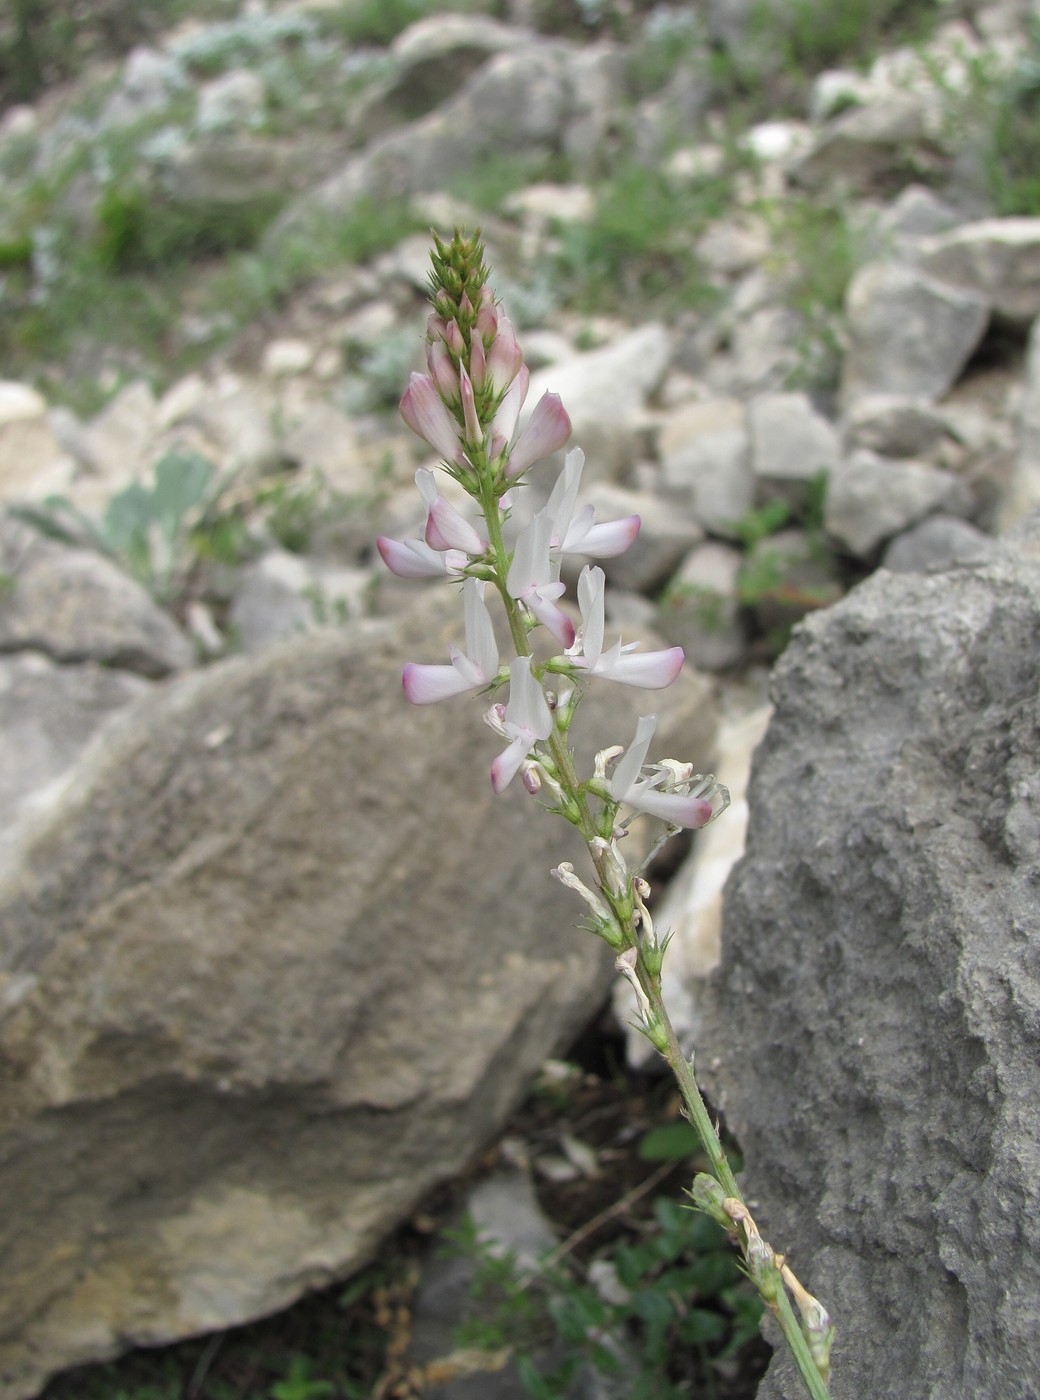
[2,1,1040,1397]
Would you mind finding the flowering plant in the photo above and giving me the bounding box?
[378,230,834,1398]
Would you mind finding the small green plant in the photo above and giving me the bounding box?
[727,499,792,550]
[94,184,285,274]
[448,1177,763,1400]
[267,1357,336,1400]
[658,580,729,635]
[12,448,243,606]
[936,23,1040,216]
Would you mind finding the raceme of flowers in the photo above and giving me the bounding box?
[376,230,729,841]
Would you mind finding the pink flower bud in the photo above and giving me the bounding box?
[485,315,523,397]
[459,364,482,447]
[445,321,465,357]
[426,339,460,404]
[399,373,464,463]
[475,301,498,341]
[469,332,488,391]
[489,364,529,459]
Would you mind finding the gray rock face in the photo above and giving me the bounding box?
[701,524,1040,1399]
[0,592,717,1399]
[0,519,194,677]
[824,448,972,558]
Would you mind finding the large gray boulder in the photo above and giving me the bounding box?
[0,592,716,1399]
[700,522,1040,1399]
[274,39,622,237]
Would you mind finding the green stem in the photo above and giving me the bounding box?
[643,971,831,1400]
[473,444,830,1400]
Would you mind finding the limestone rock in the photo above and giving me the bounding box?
[279,43,606,230]
[791,91,938,194]
[700,525,1040,1398]
[0,592,717,1398]
[747,392,842,508]
[825,448,973,558]
[581,483,703,594]
[228,550,370,651]
[0,518,194,678]
[842,263,989,402]
[658,398,753,537]
[917,217,1040,324]
[525,327,672,483]
[842,394,951,459]
[657,542,747,674]
[0,384,72,504]
[76,380,159,493]
[881,514,994,573]
[999,314,1040,530]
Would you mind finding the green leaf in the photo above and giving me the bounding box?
[638,1121,701,1162]
[678,1307,728,1345]
[151,449,215,536]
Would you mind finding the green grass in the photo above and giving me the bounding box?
[0,0,240,103]
[757,197,861,389]
[550,160,738,314]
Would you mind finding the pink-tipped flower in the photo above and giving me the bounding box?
[504,391,572,478]
[402,578,500,704]
[507,510,576,650]
[546,448,641,559]
[376,534,467,580]
[608,715,727,828]
[415,468,486,555]
[400,373,465,464]
[569,566,684,688]
[488,655,554,793]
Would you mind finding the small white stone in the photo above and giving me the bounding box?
[0,382,47,427]
[262,340,315,378]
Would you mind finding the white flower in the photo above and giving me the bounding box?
[569,567,684,689]
[507,510,575,650]
[608,715,727,829]
[488,655,554,793]
[545,449,640,559]
[402,578,499,704]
